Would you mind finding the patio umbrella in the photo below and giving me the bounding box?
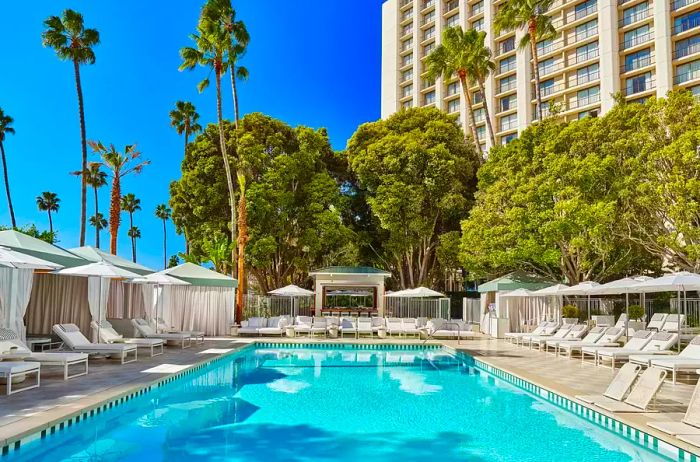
[531,284,570,326]
[131,273,190,332]
[588,276,653,335]
[386,287,445,298]
[56,262,141,341]
[268,284,314,318]
[558,282,601,322]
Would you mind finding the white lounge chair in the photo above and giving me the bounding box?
[91,321,164,357]
[646,313,668,331]
[576,363,641,404]
[581,330,653,365]
[0,361,40,395]
[239,317,266,336]
[660,313,686,333]
[523,324,570,350]
[131,319,191,349]
[517,322,560,346]
[156,318,205,343]
[401,318,420,338]
[0,328,87,380]
[371,317,385,335]
[386,318,403,337]
[257,316,291,336]
[505,321,548,343]
[647,336,700,383]
[558,327,624,359]
[293,316,313,336]
[546,326,605,356]
[339,317,357,338]
[648,379,700,436]
[423,319,473,339]
[594,367,667,413]
[539,324,587,353]
[357,318,373,338]
[595,332,678,368]
[54,324,138,364]
[310,317,327,338]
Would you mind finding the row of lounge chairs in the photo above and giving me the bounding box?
[240,316,474,339]
[0,319,206,395]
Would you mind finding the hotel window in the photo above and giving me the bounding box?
[423,42,435,55]
[402,69,413,82]
[446,0,459,11]
[474,108,485,122]
[538,58,556,76]
[575,42,599,62]
[402,100,413,109]
[622,2,648,27]
[402,8,414,21]
[423,10,436,25]
[499,75,517,92]
[575,0,596,20]
[501,37,516,53]
[475,125,486,141]
[674,11,700,34]
[691,85,700,96]
[402,54,414,66]
[424,26,435,40]
[676,36,700,59]
[502,133,517,145]
[447,99,460,113]
[577,86,600,106]
[447,81,459,96]
[402,24,413,36]
[423,0,435,8]
[540,78,555,96]
[537,39,554,55]
[402,38,413,51]
[578,109,597,119]
[625,72,652,94]
[402,84,414,98]
[472,18,484,31]
[424,90,436,105]
[623,25,650,48]
[446,14,460,28]
[500,113,517,131]
[624,48,651,71]
[473,90,483,104]
[472,1,484,15]
[500,94,517,111]
[575,20,597,42]
[676,60,700,83]
[500,56,516,73]
[576,63,599,84]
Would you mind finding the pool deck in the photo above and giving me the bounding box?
[0,335,698,457]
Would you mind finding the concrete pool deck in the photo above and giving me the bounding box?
[0,335,698,457]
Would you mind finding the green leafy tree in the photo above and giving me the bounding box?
[155,204,172,270]
[494,0,557,121]
[36,191,60,234]
[121,193,141,262]
[346,107,479,288]
[42,9,99,246]
[169,101,202,157]
[0,108,16,227]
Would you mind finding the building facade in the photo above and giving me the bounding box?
[381,0,700,151]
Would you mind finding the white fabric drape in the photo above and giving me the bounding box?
[141,283,156,322]
[162,285,234,335]
[87,277,110,341]
[0,268,34,340]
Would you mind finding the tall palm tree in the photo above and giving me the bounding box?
[201,0,250,128]
[36,192,60,234]
[466,30,497,148]
[89,212,107,244]
[0,108,16,227]
[121,193,141,262]
[42,10,100,246]
[155,204,171,270]
[495,0,557,121]
[89,141,149,254]
[425,27,483,156]
[127,226,141,261]
[169,101,202,157]
[180,16,238,276]
[81,162,107,248]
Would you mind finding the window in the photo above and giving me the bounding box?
[447,81,459,96]
[537,39,555,55]
[402,54,414,66]
[576,63,599,84]
[402,38,413,51]
[472,18,484,31]
[424,90,436,104]
[625,72,651,94]
[575,42,599,62]
[499,75,517,92]
[500,94,517,111]
[472,1,484,15]
[502,133,517,145]
[500,56,516,73]
[447,99,460,113]
[476,125,486,141]
[473,91,483,104]
[575,0,596,20]
[624,48,651,71]
[674,11,700,34]
[402,9,414,21]
[402,100,413,109]
[500,114,517,131]
[578,110,598,119]
[575,20,597,41]
[402,84,414,98]
[501,37,515,53]
[446,0,459,12]
[424,26,435,40]
[446,14,460,28]
[402,24,413,36]
[538,58,556,76]
[474,108,485,122]
[675,60,700,83]
[423,10,436,25]
[402,69,413,82]
[424,42,435,55]
[423,0,435,8]
[540,78,555,96]
[622,2,648,26]
[623,25,651,49]
[577,86,600,106]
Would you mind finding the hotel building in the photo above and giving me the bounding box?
[381,0,700,151]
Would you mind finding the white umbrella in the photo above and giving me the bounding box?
[500,288,534,297]
[268,284,314,318]
[56,262,141,341]
[130,272,190,332]
[386,287,445,298]
[558,281,601,322]
[0,246,63,270]
[588,276,654,336]
[531,284,570,296]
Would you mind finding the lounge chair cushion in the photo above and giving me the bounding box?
[29,352,87,363]
[0,362,39,375]
[248,317,267,328]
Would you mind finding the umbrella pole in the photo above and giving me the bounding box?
[625,292,629,338]
[678,289,682,353]
[587,295,591,326]
[683,288,688,353]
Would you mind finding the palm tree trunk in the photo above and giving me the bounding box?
[48,210,53,234]
[236,190,248,319]
[478,79,497,148]
[230,68,240,130]
[74,59,87,247]
[215,67,238,280]
[162,219,167,270]
[0,142,16,228]
[93,186,100,248]
[129,212,136,262]
[109,176,120,254]
[529,21,543,121]
[459,75,484,157]
[184,129,189,158]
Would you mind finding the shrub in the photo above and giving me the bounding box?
[562,305,579,319]
[628,305,644,321]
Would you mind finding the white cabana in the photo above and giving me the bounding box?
[384,286,450,318]
[130,273,190,331]
[268,284,314,318]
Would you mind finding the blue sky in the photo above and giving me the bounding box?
[0,0,382,270]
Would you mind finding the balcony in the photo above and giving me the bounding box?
[568,4,597,23]
[537,40,564,56]
[538,61,565,77]
[675,42,700,59]
[498,80,517,93]
[421,14,436,26]
[422,0,436,10]
[674,17,700,35]
[499,119,518,131]
[620,54,654,72]
[538,82,566,97]
[569,94,601,109]
[573,27,598,43]
[400,0,413,7]
[501,40,516,54]
[623,78,655,95]
[619,9,651,27]
[621,31,654,49]
[673,0,700,10]
[445,0,459,13]
[499,60,517,74]
[572,48,600,64]
[675,69,700,84]
[573,70,600,86]
[401,27,414,38]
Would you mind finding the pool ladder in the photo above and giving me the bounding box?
[422,322,462,345]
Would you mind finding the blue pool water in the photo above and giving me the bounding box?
[3,345,675,461]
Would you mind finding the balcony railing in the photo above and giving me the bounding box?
[675,69,700,84]
[402,12,414,22]
[499,80,517,93]
[674,17,700,34]
[621,31,654,49]
[620,54,654,72]
[422,0,436,10]
[623,78,655,95]
[401,58,414,67]
[675,42,700,59]
[573,70,600,86]
[569,4,597,22]
[570,94,601,109]
[445,0,459,13]
[421,14,436,26]
[574,27,598,42]
[538,82,566,96]
[572,48,600,63]
[537,40,564,55]
[400,0,412,7]
[501,41,516,54]
[402,74,413,83]
[619,9,651,27]
[673,0,700,10]
[499,119,518,131]
[539,61,565,77]
[401,27,414,37]
[499,60,517,73]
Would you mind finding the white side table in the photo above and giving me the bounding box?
[327,327,339,338]
[285,326,296,338]
[230,325,239,337]
[377,327,387,339]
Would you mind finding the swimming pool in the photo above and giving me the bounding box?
[2,344,678,461]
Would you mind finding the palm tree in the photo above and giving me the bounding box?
[0,108,16,227]
[89,141,149,254]
[127,226,141,261]
[36,192,60,234]
[155,204,171,270]
[42,10,100,246]
[201,0,250,128]
[466,30,497,148]
[169,101,202,157]
[180,15,238,276]
[89,213,108,243]
[425,27,483,156]
[81,162,108,248]
[121,193,141,262]
[495,0,557,121]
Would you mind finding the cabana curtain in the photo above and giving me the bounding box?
[161,285,233,336]
[25,274,91,335]
[0,268,35,340]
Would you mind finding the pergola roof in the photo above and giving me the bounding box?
[160,263,238,288]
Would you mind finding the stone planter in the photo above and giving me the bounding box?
[562,318,579,325]
[327,327,339,339]
[285,326,296,338]
[377,328,387,339]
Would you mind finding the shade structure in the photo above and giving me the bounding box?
[500,288,534,298]
[630,272,700,293]
[478,271,555,293]
[130,272,190,331]
[588,276,654,295]
[161,263,237,288]
[531,284,570,296]
[0,230,87,268]
[69,246,154,276]
[558,281,601,295]
[386,287,445,298]
[0,246,63,270]
[268,284,314,297]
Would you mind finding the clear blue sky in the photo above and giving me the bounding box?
[0,0,382,270]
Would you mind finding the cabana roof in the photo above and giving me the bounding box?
[309,266,391,277]
[478,271,556,293]
[69,246,154,276]
[160,262,238,288]
[0,230,86,268]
